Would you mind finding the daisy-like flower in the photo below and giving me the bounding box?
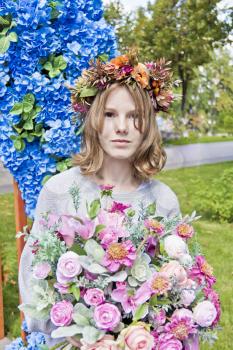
[165,316,197,341]
[144,218,165,236]
[175,223,194,240]
[190,255,216,287]
[102,240,137,272]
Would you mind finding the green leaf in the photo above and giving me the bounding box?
[146,202,156,215]
[13,138,25,151]
[38,345,49,350]
[26,134,35,142]
[70,243,86,256]
[95,224,106,234]
[51,325,83,338]
[12,125,23,133]
[8,31,18,42]
[149,295,158,306]
[0,36,10,54]
[10,103,23,115]
[88,199,101,219]
[43,62,53,71]
[54,55,67,70]
[24,119,34,130]
[70,285,80,302]
[73,303,92,319]
[18,303,50,320]
[72,311,89,327]
[84,239,105,263]
[56,161,68,172]
[80,86,98,98]
[98,53,109,62]
[0,15,11,26]
[49,69,61,78]
[23,93,35,113]
[133,303,149,321]
[82,326,105,345]
[41,175,53,186]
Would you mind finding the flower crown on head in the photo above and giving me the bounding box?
[67,49,180,119]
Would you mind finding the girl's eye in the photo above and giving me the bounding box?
[129,114,138,119]
[104,112,114,118]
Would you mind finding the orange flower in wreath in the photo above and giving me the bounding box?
[131,63,149,88]
[110,54,129,68]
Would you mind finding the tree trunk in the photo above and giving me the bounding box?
[178,63,189,120]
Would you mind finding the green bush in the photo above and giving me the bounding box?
[194,168,233,223]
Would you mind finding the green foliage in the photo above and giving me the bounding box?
[193,168,233,223]
[9,93,43,151]
[41,54,67,78]
[0,15,18,53]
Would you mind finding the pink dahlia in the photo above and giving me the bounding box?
[203,287,221,327]
[144,219,165,236]
[109,201,131,215]
[190,255,216,287]
[102,240,136,272]
[175,223,194,240]
[165,316,197,341]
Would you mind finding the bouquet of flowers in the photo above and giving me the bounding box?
[19,184,221,350]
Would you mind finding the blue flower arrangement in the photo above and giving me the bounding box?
[5,321,46,350]
[0,0,117,218]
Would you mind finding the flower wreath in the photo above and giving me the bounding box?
[68,50,181,119]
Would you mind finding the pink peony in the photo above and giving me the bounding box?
[172,308,194,322]
[94,303,121,331]
[73,216,96,240]
[164,235,188,259]
[193,300,217,327]
[80,335,119,350]
[144,219,165,236]
[160,260,188,287]
[175,223,194,240]
[118,325,154,350]
[33,262,51,279]
[203,287,221,326]
[50,300,73,326]
[97,209,129,248]
[155,333,183,350]
[84,288,105,306]
[102,240,136,272]
[109,201,131,215]
[165,316,197,341]
[189,255,216,287]
[56,251,82,284]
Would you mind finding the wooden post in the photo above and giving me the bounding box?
[0,256,4,339]
[13,179,27,341]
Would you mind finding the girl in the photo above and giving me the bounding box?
[19,52,186,348]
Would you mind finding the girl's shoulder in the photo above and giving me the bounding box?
[43,166,81,196]
[148,178,180,217]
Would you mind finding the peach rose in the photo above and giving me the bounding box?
[160,260,188,287]
[118,325,154,350]
[80,335,119,350]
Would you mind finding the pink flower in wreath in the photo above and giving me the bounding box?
[50,300,73,326]
[175,223,194,240]
[165,316,197,341]
[102,240,136,272]
[189,255,216,287]
[84,288,105,306]
[80,335,120,350]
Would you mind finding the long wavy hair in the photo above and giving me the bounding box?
[71,82,166,182]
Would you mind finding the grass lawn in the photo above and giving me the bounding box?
[164,135,233,146]
[0,161,232,349]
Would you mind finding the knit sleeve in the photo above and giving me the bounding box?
[18,184,58,336]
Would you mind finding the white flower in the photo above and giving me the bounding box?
[179,253,193,268]
[164,235,188,259]
[193,300,217,327]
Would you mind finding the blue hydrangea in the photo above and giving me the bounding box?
[0,0,117,218]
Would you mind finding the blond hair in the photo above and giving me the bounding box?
[71,82,166,182]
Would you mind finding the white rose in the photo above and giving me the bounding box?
[164,235,188,259]
[193,300,217,327]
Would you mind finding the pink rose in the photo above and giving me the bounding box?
[80,335,119,350]
[173,308,194,321]
[94,303,121,331]
[56,251,82,284]
[50,300,73,326]
[118,325,154,350]
[156,333,182,350]
[160,260,188,287]
[33,262,51,279]
[84,288,105,306]
[193,300,217,327]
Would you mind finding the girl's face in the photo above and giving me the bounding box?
[98,85,144,161]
